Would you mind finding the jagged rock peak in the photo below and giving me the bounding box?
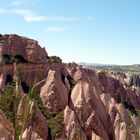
[128,74,140,87]
[0,34,48,63]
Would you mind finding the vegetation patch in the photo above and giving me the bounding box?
[0,83,21,139]
[0,83,21,124]
[90,65,140,74]
[32,93,64,140]
[122,101,138,116]
[1,54,28,64]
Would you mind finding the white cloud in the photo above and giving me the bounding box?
[12,8,46,22]
[0,7,78,22]
[0,8,9,14]
[45,16,77,21]
[11,0,34,6]
[24,15,46,22]
[12,8,32,16]
[24,15,77,22]
[45,27,66,32]
[12,8,78,22]
[12,1,22,6]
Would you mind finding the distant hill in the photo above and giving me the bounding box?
[79,62,140,74]
[79,62,118,66]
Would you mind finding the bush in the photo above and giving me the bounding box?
[14,55,28,63]
[1,54,28,64]
[2,54,13,64]
[46,56,62,63]
[32,94,64,139]
[0,83,21,124]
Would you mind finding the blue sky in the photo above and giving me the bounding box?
[0,0,140,65]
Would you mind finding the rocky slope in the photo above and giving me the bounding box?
[0,34,140,140]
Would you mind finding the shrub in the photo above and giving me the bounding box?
[1,54,28,64]
[2,54,14,64]
[32,93,64,139]
[0,83,21,125]
[14,55,28,63]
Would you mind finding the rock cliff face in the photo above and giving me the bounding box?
[0,34,47,63]
[0,34,140,140]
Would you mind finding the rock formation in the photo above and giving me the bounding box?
[64,65,140,139]
[0,34,47,63]
[0,34,140,140]
[0,109,14,140]
[17,95,48,140]
[40,70,68,112]
[128,74,140,87]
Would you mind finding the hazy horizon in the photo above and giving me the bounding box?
[0,0,140,65]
